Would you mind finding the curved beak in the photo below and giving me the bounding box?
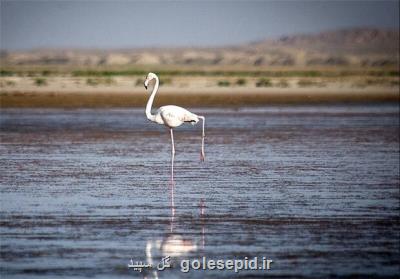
[144,79,149,90]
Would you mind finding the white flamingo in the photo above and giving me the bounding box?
[144,73,205,181]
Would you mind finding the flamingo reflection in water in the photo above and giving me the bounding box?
[143,186,206,278]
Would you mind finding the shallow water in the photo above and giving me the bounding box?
[1,105,399,278]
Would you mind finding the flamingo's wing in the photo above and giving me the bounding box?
[159,105,198,127]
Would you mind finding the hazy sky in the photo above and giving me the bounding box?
[1,0,399,50]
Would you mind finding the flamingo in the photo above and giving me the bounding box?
[144,72,205,182]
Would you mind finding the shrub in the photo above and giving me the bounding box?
[160,77,172,86]
[0,80,16,87]
[135,78,144,86]
[103,77,115,85]
[298,79,315,87]
[86,78,99,86]
[5,80,16,86]
[217,80,230,87]
[276,79,289,88]
[235,78,247,86]
[86,77,115,86]
[34,78,47,86]
[0,70,14,76]
[41,70,52,76]
[297,79,326,87]
[256,78,272,87]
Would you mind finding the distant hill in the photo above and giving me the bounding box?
[250,28,398,53]
[1,27,399,67]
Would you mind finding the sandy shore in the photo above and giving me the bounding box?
[1,75,398,107]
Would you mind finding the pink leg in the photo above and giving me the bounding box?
[170,181,175,232]
[169,128,176,232]
[170,180,175,215]
[198,116,205,162]
[170,128,175,182]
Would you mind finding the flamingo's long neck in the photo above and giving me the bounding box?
[145,76,159,122]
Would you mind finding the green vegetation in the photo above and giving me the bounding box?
[6,80,16,86]
[41,70,52,76]
[1,66,399,79]
[0,80,16,87]
[353,78,400,88]
[217,80,231,87]
[235,78,247,86]
[276,79,290,88]
[256,78,272,87]
[365,78,390,86]
[134,76,172,86]
[70,69,399,78]
[135,78,144,87]
[34,77,47,86]
[297,79,314,87]
[0,70,14,76]
[86,78,99,86]
[159,77,172,86]
[297,79,326,87]
[86,77,115,86]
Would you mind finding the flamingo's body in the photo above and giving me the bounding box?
[151,105,200,127]
[144,73,205,181]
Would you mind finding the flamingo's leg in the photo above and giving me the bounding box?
[170,128,175,182]
[169,131,176,232]
[170,181,175,232]
[199,116,206,161]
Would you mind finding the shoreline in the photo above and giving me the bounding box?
[1,88,398,108]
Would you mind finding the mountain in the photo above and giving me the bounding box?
[250,28,398,53]
[1,27,399,67]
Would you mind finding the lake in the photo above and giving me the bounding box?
[1,104,399,278]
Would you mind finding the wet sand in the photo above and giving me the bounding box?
[0,105,399,278]
[1,88,399,107]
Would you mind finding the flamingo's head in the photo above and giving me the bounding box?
[144,72,157,90]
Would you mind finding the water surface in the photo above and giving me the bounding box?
[1,105,399,278]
